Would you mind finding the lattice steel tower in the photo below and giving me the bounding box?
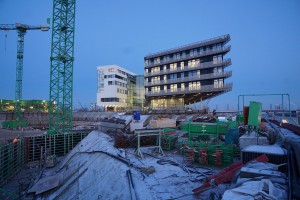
[49,0,76,134]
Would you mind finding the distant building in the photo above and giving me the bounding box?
[96,65,144,111]
[144,34,232,110]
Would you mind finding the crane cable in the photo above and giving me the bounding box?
[4,30,8,51]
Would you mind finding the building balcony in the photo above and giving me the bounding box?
[145,46,231,68]
[144,58,231,77]
[145,83,233,97]
[145,71,232,87]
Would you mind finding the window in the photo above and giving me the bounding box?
[188,70,197,77]
[182,52,186,58]
[214,80,218,88]
[188,59,199,68]
[213,56,218,64]
[181,83,185,91]
[218,79,223,88]
[170,84,177,92]
[163,65,167,71]
[152,76,159,83]
[170,63,177,71]
[170,73,176,80]
[190,50,193,57]
[199,47,204,54]
[189,82,200,90]
[152,86,160,93]
[176,53,180,60]
[108,81,113,85]
[163,56,167,62]
[193,49,197,56]
[180,62,184,70]
[154,57,160,64]
[108,68,114,72]
[218,55,222,63]
[213,67,217,74]
[145,60,149,67]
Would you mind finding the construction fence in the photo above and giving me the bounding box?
[0,132,89,187]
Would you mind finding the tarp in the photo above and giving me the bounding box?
[222,179,287,200]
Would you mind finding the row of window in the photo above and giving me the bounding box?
[100,97,126,103]
[145,43,223,66]
[108,80,127,88]
[145,56,223,74]
[117,88,128,94]
[105,74,128,81]
[147,67,223,83]
[150,82,202,93]
[108,68,134,79]
[148,79,224,93]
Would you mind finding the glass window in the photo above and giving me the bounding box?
[163,65,167,71]
[218,55,223,63]
[218,79,223,87]
[170,63,177,71]
[181,83,185,91]
[170,84,177,92]
[214,80,218,88]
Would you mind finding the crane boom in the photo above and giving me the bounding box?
[0,23,50,122]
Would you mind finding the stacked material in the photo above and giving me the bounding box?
[149,118,176,128]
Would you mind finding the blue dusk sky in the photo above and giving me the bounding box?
[0,0,299,110]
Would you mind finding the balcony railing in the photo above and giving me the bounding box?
[145,46,231,68]
[145,58,231,77]
[145,83,233,97]
[145,71,232,87]
[145,72,231,86]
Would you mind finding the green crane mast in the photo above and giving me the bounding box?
[48,0,76,134]
[0,23,50,123]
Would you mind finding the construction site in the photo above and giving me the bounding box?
[1,1,300,200]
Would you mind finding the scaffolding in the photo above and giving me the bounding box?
[0,132,88,187]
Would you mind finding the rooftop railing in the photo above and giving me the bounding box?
[145,34,230,58]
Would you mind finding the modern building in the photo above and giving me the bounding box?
[96,65,144,111]
[144,34,232,110]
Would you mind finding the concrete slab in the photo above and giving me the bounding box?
[239,132,268,149]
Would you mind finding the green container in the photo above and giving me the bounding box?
[2,120,27,128]
[248,101,262,126]
[181,122,228,141]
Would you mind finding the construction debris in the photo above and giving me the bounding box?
[149,118,176,128]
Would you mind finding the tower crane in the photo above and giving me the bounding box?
[0,23,50,126]
[48,0,76,134]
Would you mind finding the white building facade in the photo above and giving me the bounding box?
[97,65,138,111]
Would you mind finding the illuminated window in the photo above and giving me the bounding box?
[180,62,184,70]
[170,84,177,92]
[181,83,185,91]
[170,63,177,71]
